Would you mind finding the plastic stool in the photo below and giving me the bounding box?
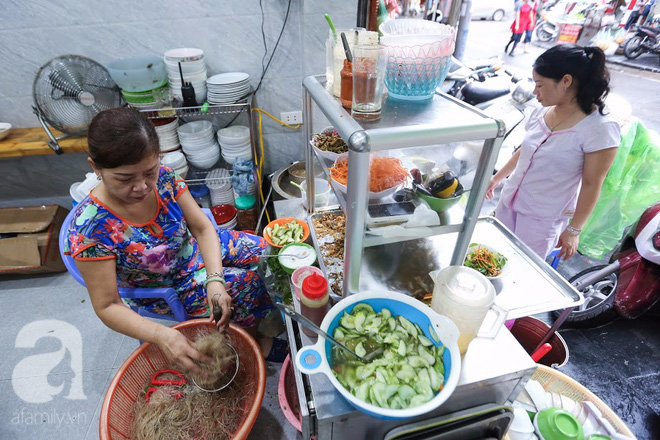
[547,249,561,269]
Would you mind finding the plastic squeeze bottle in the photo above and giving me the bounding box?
[300,273,329,338]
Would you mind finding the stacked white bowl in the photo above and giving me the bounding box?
[177,121,220,169]
[164,48,207,105]
[206,168,235,206]
[217,125,252,165]
[161,150,189,178]
[206,72,251,105]
[153,117,180,152]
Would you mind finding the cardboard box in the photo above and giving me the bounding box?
[0,205,70,275]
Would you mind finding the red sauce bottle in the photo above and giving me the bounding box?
[300,273,329,338]
[340,60,353,109]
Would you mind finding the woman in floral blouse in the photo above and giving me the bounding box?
[66,107,283,374]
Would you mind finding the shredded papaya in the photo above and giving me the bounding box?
[329,156,410,192]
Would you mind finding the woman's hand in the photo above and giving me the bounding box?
[155,326,213,375]
[556,229,579,260]
[485,176,503,199]
[208,283,232,331]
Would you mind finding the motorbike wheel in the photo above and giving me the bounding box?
[623,35,646,59]
[552,265,619,328]
[535,23,556,43]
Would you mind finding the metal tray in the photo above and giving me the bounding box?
[307,209,346,302]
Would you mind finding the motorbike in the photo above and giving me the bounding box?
[440,57,536,110]
[554,202,660,327]
[623,22,660,60]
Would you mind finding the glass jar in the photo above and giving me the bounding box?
[235,195,257,231]
[300,273,329,338]
[189,185,211,209]
[340,59,353,109]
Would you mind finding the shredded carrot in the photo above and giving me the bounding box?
[329,156,410,192]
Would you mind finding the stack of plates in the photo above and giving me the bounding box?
[178,121,220,169]
[153,117,180,152]
[161,150,189,178]
[211,204,238,229]
[206,72,251,105]
[206,168,235,206]
[122,83,169,109]
[217,125,252,165]
[164,48,207,105]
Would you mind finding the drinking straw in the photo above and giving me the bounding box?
[324,14,337,41]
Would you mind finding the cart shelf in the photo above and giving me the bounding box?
[303,75,504,295]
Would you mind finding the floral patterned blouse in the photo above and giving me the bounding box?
[65,165,207,314]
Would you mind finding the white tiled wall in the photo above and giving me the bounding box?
[0,0,357,198]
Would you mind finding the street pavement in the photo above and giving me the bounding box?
[462,19,660,133]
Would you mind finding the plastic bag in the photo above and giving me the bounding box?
[592,28,613,51]
[230,159,256,197]
[613,28,627,45]
[579,119,660,259]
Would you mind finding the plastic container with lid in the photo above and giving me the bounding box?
[235,195,257,231]
[430,265,507,355]
[189,184,211,209]
[534,408,584,440]
[300,273,329,338]
[291,266,324,300]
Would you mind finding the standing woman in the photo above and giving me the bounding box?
[65,108,286,374]
[524,0,538,53]
[486,45,620,260]
[505,0,533,56]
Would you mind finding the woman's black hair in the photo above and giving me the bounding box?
[87,107,160,169]
[533,44,610,115]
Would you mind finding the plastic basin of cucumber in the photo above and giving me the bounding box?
[295,290,460,420]
[263,217,310,249]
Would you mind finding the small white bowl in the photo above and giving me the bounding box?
[0,123,12,141]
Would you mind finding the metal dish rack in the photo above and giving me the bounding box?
[140,101,261,223]
[140,99,258,188]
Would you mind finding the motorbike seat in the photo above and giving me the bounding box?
[638,25,660,35]
[462,78,511,106]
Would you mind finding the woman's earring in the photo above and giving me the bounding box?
[96,175,102,181]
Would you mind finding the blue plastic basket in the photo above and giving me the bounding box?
[385,54,452,101]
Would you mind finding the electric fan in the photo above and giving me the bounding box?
[32,55,122,154]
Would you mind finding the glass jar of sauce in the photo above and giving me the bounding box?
[340,60,353,109]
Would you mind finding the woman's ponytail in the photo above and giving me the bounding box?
[533,44,611,115]
[579,46,609,115]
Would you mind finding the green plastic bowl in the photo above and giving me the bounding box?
[534,408,584,440]
[278,243,317,275]
[417,191,462,213]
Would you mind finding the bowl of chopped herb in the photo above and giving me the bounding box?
[310,127,349,162]
[463,243,510,280]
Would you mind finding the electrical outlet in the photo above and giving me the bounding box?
[280,111,303,125]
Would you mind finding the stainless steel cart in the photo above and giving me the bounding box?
[281,76,585,439]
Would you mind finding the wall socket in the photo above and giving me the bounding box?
[280,111,303,125]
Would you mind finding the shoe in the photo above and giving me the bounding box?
[265,337,289,363]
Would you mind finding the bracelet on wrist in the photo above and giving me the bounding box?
[565,225,582,236]
[203,276,226,289]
